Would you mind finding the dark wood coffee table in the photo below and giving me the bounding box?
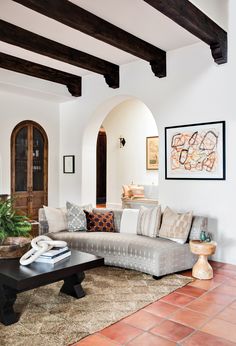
[0,249,104,326]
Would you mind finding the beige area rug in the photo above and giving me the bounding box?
[0,267,192,346]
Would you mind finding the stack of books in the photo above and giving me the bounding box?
[34,246,71,264]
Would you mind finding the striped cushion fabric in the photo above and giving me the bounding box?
[137,206,161,238]
[159,207,193,244]
[130,185,145,199]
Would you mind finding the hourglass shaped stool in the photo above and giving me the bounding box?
[190,240,217,279]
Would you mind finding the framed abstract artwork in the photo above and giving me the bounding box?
[146,136,159,170]
[165,121,225,180]
[63,155,75,174]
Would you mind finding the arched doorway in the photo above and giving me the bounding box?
[81,96,159,206]
[11,120,48,219]
[96,127,107,206]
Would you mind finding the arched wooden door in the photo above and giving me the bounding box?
[11,121,48,220]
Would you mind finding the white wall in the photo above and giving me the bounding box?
[59,0,236,264]
[0,91,60,206]
[102,99,158,206]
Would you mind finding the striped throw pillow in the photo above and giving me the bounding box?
[137,206,161,238]
[159,207,193,244]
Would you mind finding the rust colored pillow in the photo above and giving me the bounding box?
[85,211,115,232]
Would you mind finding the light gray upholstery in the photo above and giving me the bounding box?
[48,231,196,276]
[38,207,204,277]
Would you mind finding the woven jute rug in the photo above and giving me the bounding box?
[0,266,192,346]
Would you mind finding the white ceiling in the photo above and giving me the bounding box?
[0,0,228,100]
[0,0,199,78]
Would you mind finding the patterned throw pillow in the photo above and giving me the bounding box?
[159,207,193,244]
[137,206,161,238]
[66,201,92,231]
[85,211,115,232]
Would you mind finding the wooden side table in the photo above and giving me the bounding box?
[190,240,217,279]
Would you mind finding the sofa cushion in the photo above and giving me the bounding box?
[48,231,195,276]
[129,185,145,199]
[159,207,193,244]
[43,206,67,233]
[92,208,123,232]
[122,185,131,198]
[120,209,139,234]
[66,201,92,231]
[85,211,115,232]
[137,205,161,238]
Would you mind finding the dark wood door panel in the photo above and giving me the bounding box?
[11,121,48,220]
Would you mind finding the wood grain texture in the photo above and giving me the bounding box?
[13,0,166,77]
[0,52,81,96]
[0,19,119,88]
[11,121,48,220]
[144,0,227,64]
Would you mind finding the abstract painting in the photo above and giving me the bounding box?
[146,136,159,170]
[165,121,225,180]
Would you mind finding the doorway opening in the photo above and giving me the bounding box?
[11,120,48,220]
[96,127,107,207]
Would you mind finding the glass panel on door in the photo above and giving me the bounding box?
[15,127,28,192]
[33,127,44,191]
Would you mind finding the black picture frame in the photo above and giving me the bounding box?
[63,155,75,174]
[165,121,226,180]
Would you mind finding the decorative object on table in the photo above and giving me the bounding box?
[200,230,212,242]
[34,245,71,264]
[0,266,192,345]
[146,136,159,170]
[165,121,225,180]
[19,235,67,265]
[200,230,207,241]
[63,155,75,173]
[0,198,32,258]
[190,240,217,279]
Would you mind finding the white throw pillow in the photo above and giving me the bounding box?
[43,206,67,233]
[137,206,161,238]
[120,209,139,234]
[159,207,193,244]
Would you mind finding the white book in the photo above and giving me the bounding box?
[34,250,71,264]
[40,246,69,258]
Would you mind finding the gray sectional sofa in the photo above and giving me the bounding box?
[39,208,207,277]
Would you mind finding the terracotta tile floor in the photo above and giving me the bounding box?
[73,261,236,346]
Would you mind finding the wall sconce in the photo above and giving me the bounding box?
[119,136,126,148]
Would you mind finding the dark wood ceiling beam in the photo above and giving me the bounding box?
[0,52,81,96]
[144,0,227,64]
[13,0,166,78]
[0,19,119,88]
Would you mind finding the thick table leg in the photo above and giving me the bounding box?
[0,284,19,325]
[60,272,85,298]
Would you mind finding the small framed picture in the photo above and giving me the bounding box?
[63,155,75,174]
[146,136,159,170]
[165,121,225,180]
